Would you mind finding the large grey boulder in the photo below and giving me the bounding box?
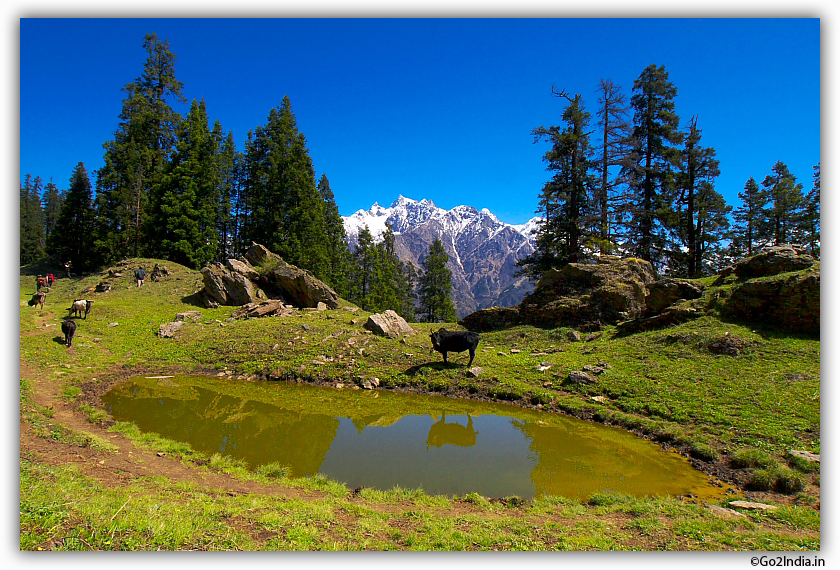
[733,244,815,280]
[244,243,340,309]
[363,310,416,338]
[200,243,341,310]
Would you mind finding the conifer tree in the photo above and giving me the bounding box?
[318,174,352,296]
[349,226,376,310]
[518,88,595,282]
[20,174,45,265]
[593,78,634,253]
[152,99,220,268]
[42,179,63,242]
[623,64,683,266]
[728,177,770,258]
[215,127,241,261]
[243,97,329,277]
[418,237,456,323]
[762,161,805,246]
[802,163,820,258]
[94,33,185,262]
[48,163,96,271]
[668,116,723,277]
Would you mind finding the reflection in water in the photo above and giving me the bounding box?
[101,375,726,500]
[426,414,478,449]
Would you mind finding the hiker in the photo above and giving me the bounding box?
[36,275,46,292]
[64,261,72,278]
[135,266,147,287]
[46,273,55,287]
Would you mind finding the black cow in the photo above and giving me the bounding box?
[429,328,480,366]
[61,319,77,347]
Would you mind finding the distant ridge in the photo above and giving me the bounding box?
[343,196,541,318]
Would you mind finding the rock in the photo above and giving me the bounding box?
[582,364,606,375]
[707,505,747,519]
[721,268,819,335]
[567,370,597,385]
[728,501,778,511]
[150,263,171,281]
[467,366,484,378]
[510,348,521,354]
[231,300,292,319]
[646,278,705,314]
[225,258,260,281]
[733,244,814,280]
[95,281,112,293]
[175,311,202,322]
[158,321,184,338]
[317,302,328,311]
[108,322,119,327]
[363,310,416,338]
[708,335,748,356]
[201,262,261,306]
[243,243,340,309]
[788,450,820,463]
[567,330,581,342]
[458,306,521,332]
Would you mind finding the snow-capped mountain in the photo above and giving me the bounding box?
[343,196,541,318]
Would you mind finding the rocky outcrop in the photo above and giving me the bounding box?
[460,256,656,331]
[645,278,704,314]
[363,310,416,338]
[732,244,815,280]
[200,243,341,311]
[721,269,819,335]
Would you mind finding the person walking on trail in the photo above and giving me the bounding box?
[135,267,147,287]
[64,261,72,278]
[46,273,55,287]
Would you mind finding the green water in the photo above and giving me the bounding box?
[101,375,727,500]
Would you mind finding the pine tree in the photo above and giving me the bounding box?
[243,97,329,277]
[593,78,634,253]
[20,174,45,265]
[802,163,820,258]
[762,161,805,246]
[48,163,96,271]
[215,127,241,261]
[152,99,220,269]
[623,64,683,266]
[349,226,376,310]
[418,237,456,323]
[668,116,723,277]
[729,177,770,258]
[518,88,595,282]
[42,179,64,242]
[94,33,185,262]
[318,174,352,296]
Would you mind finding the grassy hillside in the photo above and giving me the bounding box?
[19,258,820,551]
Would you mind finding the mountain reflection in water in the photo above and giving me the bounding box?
[101,375,726,500]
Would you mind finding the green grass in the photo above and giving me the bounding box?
[19,258,820,550]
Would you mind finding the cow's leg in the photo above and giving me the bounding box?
[442,351,448,363]
[468,348,475,366]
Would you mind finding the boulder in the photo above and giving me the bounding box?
[243,243,341,309]
[721,269,819,335]
[231,300,293,319]
[567,370,598,385]
[364,310,416,338]
[175,311,202,322]
[158,321,184,338]
[201,262,261,306]
[461,256,656,331]
[733,244,815,280]
[646,278,704,314]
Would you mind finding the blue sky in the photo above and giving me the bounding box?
[19,16,821,225]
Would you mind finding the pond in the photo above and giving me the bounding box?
[101,375,727,501]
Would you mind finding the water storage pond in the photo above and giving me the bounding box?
[102,375,726,501]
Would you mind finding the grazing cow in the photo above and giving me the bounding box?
[61,319,76,347]
[429,328,481,366]
[28,292,46,309]
[68,299,93,319]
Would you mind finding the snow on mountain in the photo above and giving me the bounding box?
[344,195,539,247]
[343,196,541,318]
